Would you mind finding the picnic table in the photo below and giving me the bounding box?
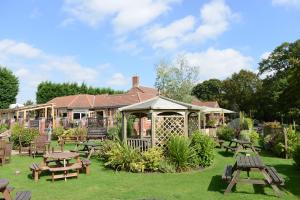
[224,139,259,156]
[72,141,101,159]
[42,152,81,182]
[0,179,31,200]
[222,155,284,197]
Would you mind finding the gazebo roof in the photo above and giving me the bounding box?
[119,96,202,112]
[200,106,235,114]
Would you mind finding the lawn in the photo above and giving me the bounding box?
[0,146,299,200]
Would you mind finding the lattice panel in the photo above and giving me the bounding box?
[188,116,199,136]
[155,116,184,147]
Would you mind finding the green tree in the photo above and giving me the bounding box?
[192,79,223,102]
[24,100,34,106]
[155,56,198,103]
[258,39,300,122]
[222,70,261,114]
[36,81,124,103]
[0,67,19,109]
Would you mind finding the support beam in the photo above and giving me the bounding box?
[51,105,55,128]
[151,111,156,147]
[198,111,201,132]
[203,114,206,129]
[184,111,189,137]
[122,112,127,142]
[45,107,48,119]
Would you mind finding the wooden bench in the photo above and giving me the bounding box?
[222,165,233,182]
[49,163,82,182]
[16,191,32,200]
[29,163,41,182]
[265,166,285,186]
[224,146,237,152]
[81,159,91,175]
[87,127,107,140]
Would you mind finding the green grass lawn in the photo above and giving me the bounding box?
[0,146,299,200]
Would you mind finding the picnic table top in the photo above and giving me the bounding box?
[43,152,80,160]
[0,179,8,190]
[230,139,251,145]
[236,155,265,169]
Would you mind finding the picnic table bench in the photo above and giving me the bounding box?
[222,155,284,197]
[0,179,31,200]
[223,139,259,156]
[72,142,101,159]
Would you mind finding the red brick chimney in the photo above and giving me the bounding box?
[132,76,139,88]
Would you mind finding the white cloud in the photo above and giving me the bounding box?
[0,39,109,102]
[62,0,180,34]
[0,39,41,58]
[114,37,142,55]
[145,16,195,49]
[145,0,238,50]
[184,48,253,81]
[272,0,300,7]
[106,73,128,86]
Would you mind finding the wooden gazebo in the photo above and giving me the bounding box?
[119,96,204,149]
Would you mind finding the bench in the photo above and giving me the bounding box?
[49,163,82,182]
[224,146,237,152]
[222,165,233,182]
[29,163,41,182]
[87,127,107,140]
[81,159,91,175]
[16,191,32,200]
[265,166,285,186]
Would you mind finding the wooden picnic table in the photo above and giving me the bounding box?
[224,139,258,156]
[223,155,284,197]
[42,152,81,181]
[73,141,101,159]
[0,179,10,200]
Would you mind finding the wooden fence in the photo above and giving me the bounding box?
[127,138,151,151]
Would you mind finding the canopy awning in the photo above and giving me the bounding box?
[200,106,235,114]
[119,96,203,112]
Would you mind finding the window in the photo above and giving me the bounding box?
[73,113,81,120]
[62,113,67,118]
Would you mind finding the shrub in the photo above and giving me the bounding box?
[239,130,250,142]
[166,136,196,172]
[293,144,300,168]
[142,147,164,171]
[217,126,235,141]
[74,127,87,138]
[10,124,39,147]
[98,140,119,161]
[0,124,8,134]
[249,130,260,145]
[207,119,217,127]
[158,160,176,173]
[105,142,144,172]
[107,126,121,141]
[52,126,65,140]
[190,131,215,167]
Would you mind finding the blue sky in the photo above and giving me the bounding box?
[0,0,300,103]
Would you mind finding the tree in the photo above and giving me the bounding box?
[192,79,223,102]
[0,67,19,109]
[24,100,34,106]
[258,39,300,122]
[155,56,199,103]
[36,81,124,104]
[222,70,262,115]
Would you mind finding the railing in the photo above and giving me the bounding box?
[127,138,151,152]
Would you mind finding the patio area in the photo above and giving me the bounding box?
[0,144,299,200]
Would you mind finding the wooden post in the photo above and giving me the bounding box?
[203,113,206,129]
[51,105,55,128]
[284,128,288,159]
[198,111,201,132]
[184,111,188,137]
[45,107,48,119]
[222,112,225,124]
[139,114,143,139]
[151,111,156,147]
[122,112,127,142]
[24,110,27,121]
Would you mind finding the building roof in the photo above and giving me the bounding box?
[119,96,202,112]
[191,100,220,108]
[47,86,158,109]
